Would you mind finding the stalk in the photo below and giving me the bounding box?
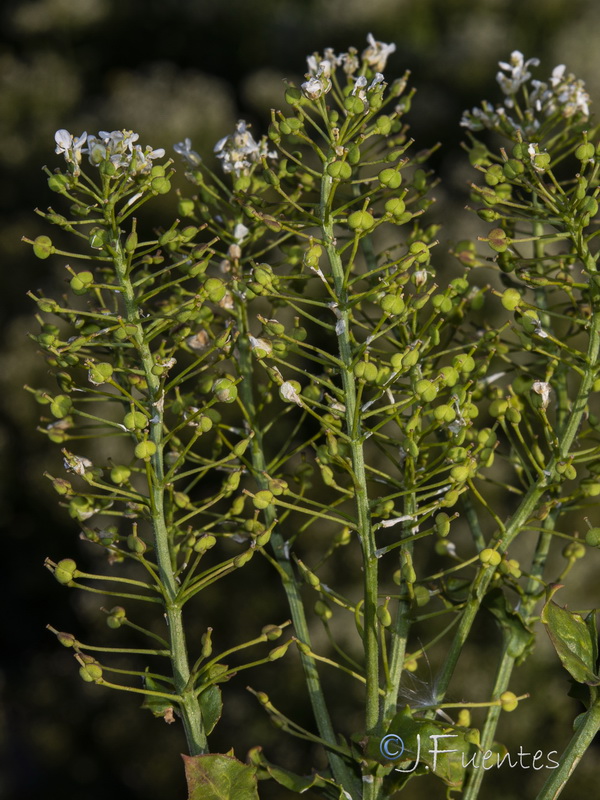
[112,223,206,755]
[319,167,381,800]
[535,700,600,800]
[235,298,361,798]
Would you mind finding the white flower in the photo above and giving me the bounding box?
[233,223,249,242]
[214,120,277,177]
[549,65,590,119]
[352,75,368,102]
[54,129,88,174]
[362,33,396,72]
[496,51,540,97]
[174,138,202,167]
[301,76,328,100]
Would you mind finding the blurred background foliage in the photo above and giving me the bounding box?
[2,1,600,798]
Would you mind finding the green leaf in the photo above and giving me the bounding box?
[383,706,476,788]
[541,585,600,685]
[140,671,175,718]
[484,588,535,665]
[199,685,222,736]
[183,753,259,800]
[248,745,351,798]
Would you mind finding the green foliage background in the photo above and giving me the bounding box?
[2,1,600,798]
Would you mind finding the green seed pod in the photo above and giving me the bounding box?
[204,277,226,303]
[413,586,430,607]
[585,528,600,548]
[437,366,459,387]
[348,210,375,232]
[479,548,502,567]
[213,377,238,403]
[57,631,76,647]
[435,513,451,537]
[151,176,171,195]
[233,549,254,568]
[433,404,456,423]
[110,465,131,484]
[575,142,595,161]
[431,294,453,314]
[79,660,103,683]
[253,490,274,510]
[379,168,402,189]
[127,534,146,554]
[70,271,94,295]
[327,161,352,180]
[502,159,524,180]
[262,624,283,641]
[487,228,509,253]
[315,600,333,621]
[501,288,521,311]
[124,410,148,430]
[54,558,77,585]
[384,197,406,218]
[380,293,405,316]
[409,241,429,263]
[106,606,127,629]
[377,605,392,627]
[453,354,475,373]
[50,395,73,419]
[135,440,157,460]
[194,534,217,553]
[499,691,519,712]
[506,407,521,424]
[563,541,585,560]
[402,349,420,369]
[347,144,361,164]
[450,464,470,483]
[33,235,55,259]
[415,379,438,403]
[344,95,365,115]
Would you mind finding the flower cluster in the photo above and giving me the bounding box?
[461,51,591,136]
[301,33,395,101]
[54,129,165,176]
[212,119,277,178]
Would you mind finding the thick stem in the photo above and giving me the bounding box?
[320,171,380,736]
[535,700,600,800]
[235,299,361,797]
[113,236,206,755]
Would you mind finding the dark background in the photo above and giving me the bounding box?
[2,1,600,798]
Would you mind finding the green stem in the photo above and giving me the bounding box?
[112,230,206,756]
[320,167,380,800]
[535,700,600,800]
[235,297,361,798]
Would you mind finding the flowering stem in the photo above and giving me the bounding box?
[234,294,361,797]
[319,165,382,799]
[111,221,206,756]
